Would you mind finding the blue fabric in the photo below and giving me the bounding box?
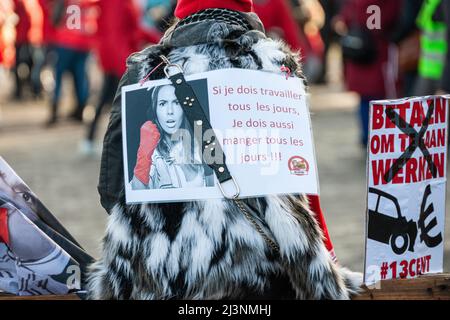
[53,46,89,107]
[359,98,371,147]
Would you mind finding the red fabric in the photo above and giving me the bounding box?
[307,195,335,258]
[339,0,401,97]
[175,0,254,19]
[14,0,31,44]
[38,0,55,44]
[95,0,153,76]
[0,208,10,245]
[134,121,161,185]
[253,0,311,57]
[14,0,44,45]
[52,0,98,52]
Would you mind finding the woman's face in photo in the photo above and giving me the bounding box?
[156,85,183,135]
[0,171,38,221]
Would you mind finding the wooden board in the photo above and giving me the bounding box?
[354,273,450,300]
[0,293,81,300]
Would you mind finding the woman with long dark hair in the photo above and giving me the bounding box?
[131,84,214,190]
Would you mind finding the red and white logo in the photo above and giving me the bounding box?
[288,156,309,176]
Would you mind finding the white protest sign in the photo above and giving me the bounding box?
[121,68,319,203]
[364,96,449,286]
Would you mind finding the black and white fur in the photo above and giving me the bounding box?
[87,15,362,300]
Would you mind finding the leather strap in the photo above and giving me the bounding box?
[165,64,280,254]
[168,72,233,184]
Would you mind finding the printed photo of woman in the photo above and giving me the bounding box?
[131,84,215,190]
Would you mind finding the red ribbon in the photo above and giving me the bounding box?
[0,207,10,245]
[139,61,165,86]
[280,65,291,79]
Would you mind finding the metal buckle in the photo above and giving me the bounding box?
[218,176,240,200]
[164,64,184,78]
[159,55,184,78]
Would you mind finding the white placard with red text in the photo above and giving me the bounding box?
[364,96,449,286]
[122,68,319,203]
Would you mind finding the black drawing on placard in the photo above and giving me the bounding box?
[383,101,437,183]
[368,185,443,255]
[368,188,417,255]
[418,185,443,248]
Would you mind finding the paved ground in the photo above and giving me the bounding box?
[0,69,449,275]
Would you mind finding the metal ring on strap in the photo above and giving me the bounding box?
[164,64,184,78]
[217,176,240,200]
[163,64,183,78]
[160,55,184,78]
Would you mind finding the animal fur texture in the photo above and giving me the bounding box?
[87,12,363,300]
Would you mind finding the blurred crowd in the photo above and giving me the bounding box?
[334,0,449,146]
[0,0,449,150]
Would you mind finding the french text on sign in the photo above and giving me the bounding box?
[121,68,318,204]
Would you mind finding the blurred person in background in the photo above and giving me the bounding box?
[0,0,17,70]
[253,0,304,51]
[12,0,44,100]
[136,0,175,34]
[391,0,424,97]
[335,0,402,148]
[413,0,447,96]
[292,0,326,83]
[33,0,60,96]
[37,0,56,47]
[46,0,98,126]
[81,0,162,155]
[316,0,341,83]
[37,0,60,60]
[438,0,450,94]
[253,0,323,81]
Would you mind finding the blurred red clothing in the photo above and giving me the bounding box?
[14,0,44,45]
[95,0,161,77]
[340,0,401,97]
[308,195,335,259]
[37,0,55,44]
[52,0,98,52]
[14,0,31,44]
[95,0,138,76]
[0,0,15,67]
[253,0,312,59]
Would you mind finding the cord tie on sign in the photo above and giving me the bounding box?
[280,65,291,79]
[139,61,165,86]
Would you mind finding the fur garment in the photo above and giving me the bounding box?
[87,9,362,300]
